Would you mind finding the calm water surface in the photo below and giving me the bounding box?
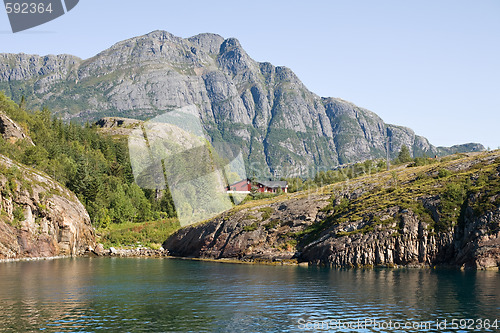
[0,258,498,332]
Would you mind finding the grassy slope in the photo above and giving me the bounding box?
[98,219,180,249]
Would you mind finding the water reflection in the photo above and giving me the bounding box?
[0,258,498,332]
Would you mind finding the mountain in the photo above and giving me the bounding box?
[0,30,484,176]
[164,151,500,269]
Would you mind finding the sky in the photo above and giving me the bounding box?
[0,0,499,149]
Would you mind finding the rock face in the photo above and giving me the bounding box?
[0,112,33,145]
[0,31,484,176]
[299,200,500,270]
[0,155,95,259]
[164,151,500,269]
[164,194,331,261]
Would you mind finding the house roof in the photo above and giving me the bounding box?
[256,180,288,188]
[228,178,250,187]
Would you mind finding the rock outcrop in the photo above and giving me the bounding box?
[299,201,500,270]
[0,31,484,176]
[0,112,33,145]
[95,117,142,136]
[164,151,500,269]
[165,194,331,261]
[0,155,95,259]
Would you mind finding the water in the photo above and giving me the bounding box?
[0,258,498,332]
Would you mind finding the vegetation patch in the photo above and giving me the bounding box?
[264,219,281,230]
[241,192,277,204]
[437,168,452,178]
[98,219,180,248]
[258,207,273,221]
[243,222,259,232]
[277,238,297,251]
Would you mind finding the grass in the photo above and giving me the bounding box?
[240,192,277,204]
[229,193,290,213]
[98,218,180,249]
[264,219,281,230]
[259,207,273,221]
[243,222,259,232]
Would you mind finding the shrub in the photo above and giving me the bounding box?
[416,172,430,181]
[437,169,452,178]
[243,222,259,232]
[442,183,466,203]
[264,219,281,230]
[259,207,273,221]
[13,205,24,221]
[412,157,437,167]
[397,145,413,163]
[436,182,467,231]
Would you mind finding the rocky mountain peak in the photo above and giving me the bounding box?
[188,33,225,54]
[220,37,242,50]
[217,37,257,75]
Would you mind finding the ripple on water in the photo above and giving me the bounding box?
[0,258,498,332]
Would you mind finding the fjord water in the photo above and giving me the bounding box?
[0,258,498,332]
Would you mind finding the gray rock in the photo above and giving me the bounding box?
[94,243,105,255]
[0,112,34,145]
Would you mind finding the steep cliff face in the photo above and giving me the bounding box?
[164,151,500,269]
[0,155,95,259]
[0,31,484,176]
[299,192,500,270]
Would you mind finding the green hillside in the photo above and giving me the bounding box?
[0,92,177,232]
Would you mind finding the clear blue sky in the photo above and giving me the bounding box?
[1,0,499,149]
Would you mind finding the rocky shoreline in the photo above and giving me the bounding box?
[87,250,500,270]
[91,245,169,258]
[2,245,497,270]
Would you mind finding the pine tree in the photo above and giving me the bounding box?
[397,145,413,163]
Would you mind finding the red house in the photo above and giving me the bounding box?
[226,179,251,193]
[254,180,288,193]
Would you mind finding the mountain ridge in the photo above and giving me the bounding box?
[0,30,484,176]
